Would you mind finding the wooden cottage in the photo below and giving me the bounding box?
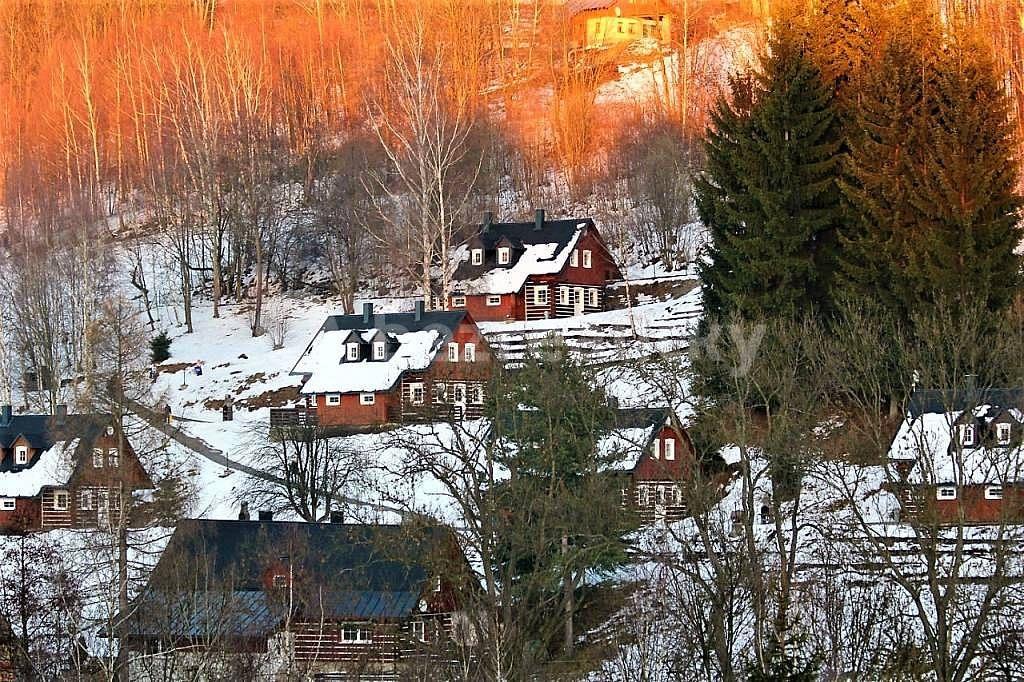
[117,519,472,681]
[448,210,622,322]
[567,0,672,52]
[0,406,153,533]
[282,303,493,429]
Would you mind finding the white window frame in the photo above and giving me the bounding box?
[409,383,425,406]
[570,250,579,267]
[359,393,375,406]
[448,343,459,362]
[452,295,467,308]
[486,295,502,306]
[373,342,386,360]
[0,498,14,511]
[464,343,476,362]
[14,446,28,465]
[272,574,289,589]
[346,343,360,361]
[452,383,467,405]
[997,422,1012,445]
[79,490,92,510]
[960,423,976,447]
[54,490,69,511]
[108,448,119,468]
[582,249,592,268]
[341,624,371,644]
[533,286,549,305]
[434,383,448,402]
[411,620,426,642]
[471,249,483,266]
[664,439,675,461]
[936,486,957,501]
[326,394,341,406]
[652,439,660,460]
[985,485,1004,500]
[93,448,104,468]
[106,426,115,436]
[589,288,599,307]
[558,287,569,305]
[471,385,485,405]
[497,247,511,265]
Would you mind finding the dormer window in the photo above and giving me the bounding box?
[497,247,511,265]
[15,446,28,465]
[997,423,1012,445]
[373,342,386,360]
[959,424,976,447]
[346,343,360,361]
[471,249,483,265]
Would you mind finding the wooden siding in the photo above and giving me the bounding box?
[39,489,71,528]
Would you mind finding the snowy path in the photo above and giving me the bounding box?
[126,398,402,517]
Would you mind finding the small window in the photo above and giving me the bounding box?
[448,343,459,362]
[108,448,119,468]
[589,288,599,307]
[533,286,549,305]
[471,385,484,405]
[986,485,1004,500]
[664,439,675,461]
[452,295,467,308]
[92,448,104,468]
[558,287,569,305]
[959,423,976,447]
[570,250,579,267]
[453,383,467,404]
[326,394,341,406]
[997,423,1012,445]
[486,295,502,307]
[471,249,483,266]
[0,498,14,511]
[54,491,68,511]
[373,342,386,360]
[434,383,448,402]
[359,393,375,406]
[434,576,442,593]
[272,574,288,588]
[936,486,957,501]
[464,343,476,363]
[582,250,592,268]
[79,490,92,510]
[497,247,511,265]
[411,620,426,642]
[652,439,660,460]
[346,343,360,361]
[106,426,114,436]
[14,446,28,465]
[342,625,371,643]
[409,383,425,406]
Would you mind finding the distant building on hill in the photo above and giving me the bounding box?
[278,303,493,430]
[0,406,154,533]
[567,0,672,52]
[448,210,622,322]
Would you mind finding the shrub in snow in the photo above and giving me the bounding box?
[150,331,171,364]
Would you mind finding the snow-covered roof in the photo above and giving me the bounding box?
[295,328,442,395]
[598,427,659,470]
[0,438,75,498]
[889,406,1024,485]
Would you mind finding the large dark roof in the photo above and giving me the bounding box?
[473,218,590,252]
[321,310,467,338]
[120,520,460,639]
[909,388,1024,418]
[0,413,110,474]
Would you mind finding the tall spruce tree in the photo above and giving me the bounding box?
[696,27,843,323]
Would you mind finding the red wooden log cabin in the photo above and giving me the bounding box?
[117,518,473,681]
[0,406,153,533]
[448,210,622,322]
[285,302,493,429]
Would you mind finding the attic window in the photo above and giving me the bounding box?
[346,343,360,362]
[936,486,957,501]
[497,247,511,265]
[373,342,386,360]
[0,498,14,511]
[582,250,592,268]
[958,424,976,447]
[471,249,483,266]
[570,250,579,267]
[452,295,467,308]
[108,448,119,468]
[448,343,459,363]
[664,439,675,461]
[986,485,1004,500]
[652,439,661,460]
[997,423,1012,445]
[14,446,27,465]
[92,448,104,468]
[464,343,476,363]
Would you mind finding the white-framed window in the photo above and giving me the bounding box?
[652,439,661,460]
[453,383,467,404]
[106,426,114,436]
[0,498,15,511]
[409,383,425,405]
[471,385,484,405]
[434,576,442,593]
[959,423,976,447]
[558,287,569,305]
[570,250,579,267]
[936,486,957,501]
[79,490,92,510]
[54,491,69,511]
[272,574,289,589]
[486,295,502,307]
[92,448,104,468]
[359,393,375,406]
[497,247,511,265]
[326,394,341,406]
[434,383,448,402]
[448,343,459,362]
[411,620,426,642]
[374,342,386,360]
[589,288,599,307]
[14,446,28,465]
[582,249,592,268]
[471,249,483,266]
[533,286,549,305]
[346,343,360,361]
[342,625,371,644]
[464,343,476,362]
[452,295,467,308]
[108,448,119,468]
[664,439,675,461]
[986,485,1004,500]
[997,422,1012,445]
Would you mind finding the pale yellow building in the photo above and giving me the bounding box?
[568,0,673,51]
